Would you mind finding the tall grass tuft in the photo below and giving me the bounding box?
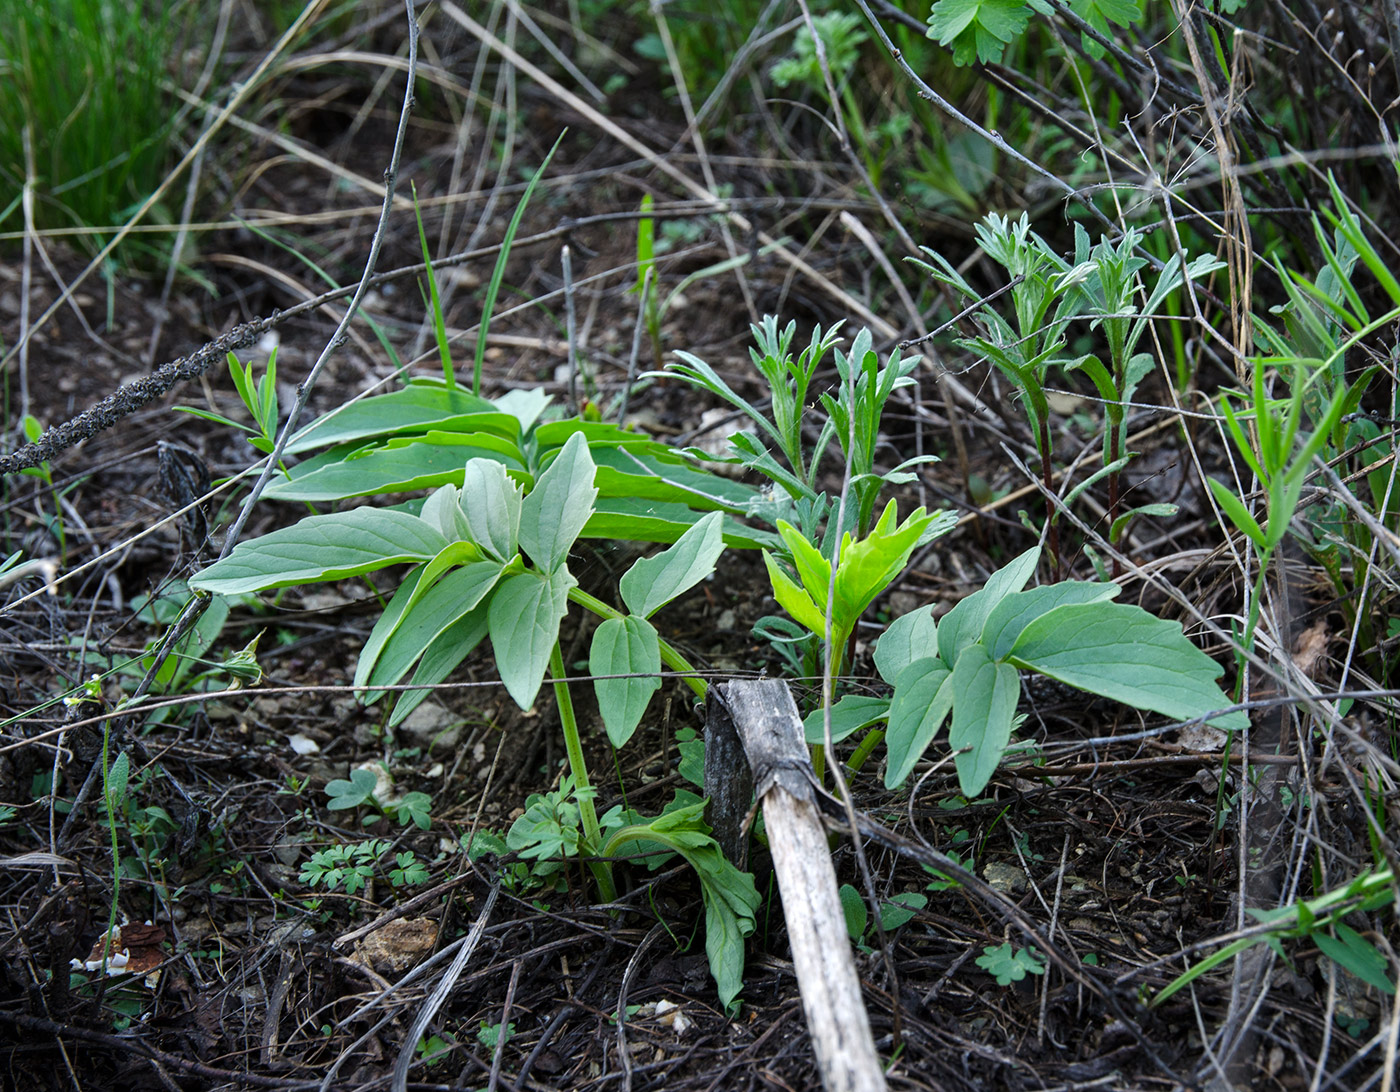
[0,0,185,259]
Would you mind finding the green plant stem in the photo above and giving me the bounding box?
[569,587,707,698]
[1038,417,1061,575]
[846,727,884,775]
[100,722,120,973]
[548,641,616,904]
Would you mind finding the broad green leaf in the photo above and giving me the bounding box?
[884,658,954,788]
[190,509,448,595]
[355,564,427,689]
[1009,602,1249,731]
[692,844,759,1013]
[488,569,576,709]
[606,808,760,1013]
[266,431,525,501]
[492,387,551,432]
[421,484,472,541]
[763,551,827,635]
[387,608,490,727]
[590,616,662,747]
[879,891,927,931]
[284,382,500,454]
[519,432,597,572]
[619,511,725,618]
[460,458,522,561]
[874,605,937,684]
[581,498,778,550]
[948,643,1020,795]
[356,543,487,686]
[928,0,1033,66]
[592,445,756,511]
[360,561,504,699]
[803,695,891,744]
[534,419,658,451]
[982,582,1119,661]
[934,546,1041,660]
[839,883,868,940]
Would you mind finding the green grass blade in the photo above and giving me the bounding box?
[412,181,453,387]
[473,133,564,395]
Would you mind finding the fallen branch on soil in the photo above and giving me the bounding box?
[707,679,886,1092]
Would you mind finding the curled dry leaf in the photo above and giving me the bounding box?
[350,917,438,975]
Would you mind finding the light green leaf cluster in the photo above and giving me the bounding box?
[192,421,727,737]
[763,500,953,659]
[927,0,1037,66]
[926,0,1144,67]
[244,378,764,548]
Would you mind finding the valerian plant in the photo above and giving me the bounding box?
[191,432,758,1011]
[793,545,1247,795]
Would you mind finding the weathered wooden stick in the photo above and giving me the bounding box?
[706,679,887,1092]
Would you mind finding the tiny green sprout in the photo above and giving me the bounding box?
[416,1033,454,1066]
[221,632,264,687]
[477,1020,515,1050]
[389,851,429,887]
[64,674,105,708]
[394,792,433,831]
[976,943,1046,986]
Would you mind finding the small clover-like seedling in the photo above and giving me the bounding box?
[389,851,430,888]
[977,942,1046,986]
[394,792,433,831]
[325,768,381,812]
[839,885,927,949]
[507,781,588,861]
[300,844,377,894]
[477,1020,515,1050]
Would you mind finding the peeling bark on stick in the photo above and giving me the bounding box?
[706,679,886,1092]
